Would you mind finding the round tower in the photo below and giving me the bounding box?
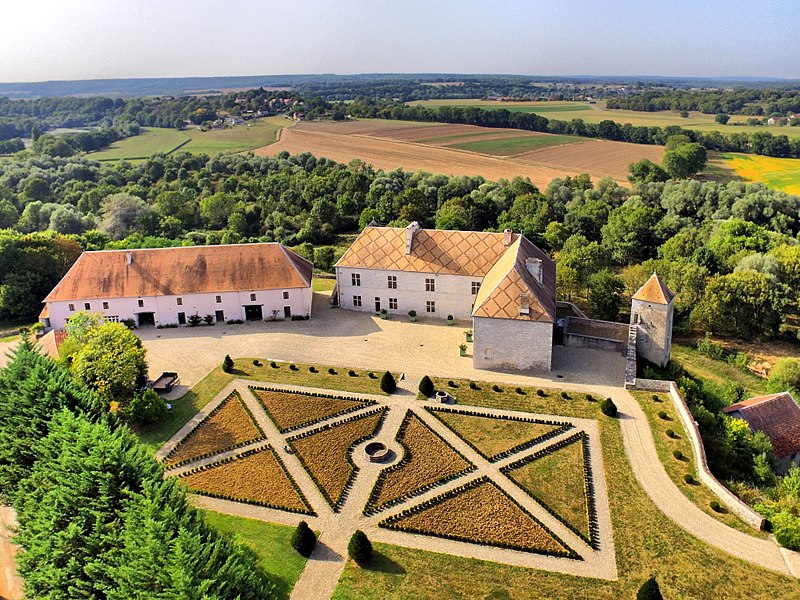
[630,273,675,368]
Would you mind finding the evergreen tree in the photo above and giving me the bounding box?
[348,530,372,565]
[418,375,434,397]
[222,354,234,373]
[291,521,317,557]
[380,371,396,394]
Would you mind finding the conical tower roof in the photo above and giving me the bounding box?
[632,272,675,305]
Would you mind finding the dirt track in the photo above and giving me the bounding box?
[257,126,587,189]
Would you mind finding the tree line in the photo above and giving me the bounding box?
[606,88,800,116]
[0,340,279,598]
[345,99,800,158]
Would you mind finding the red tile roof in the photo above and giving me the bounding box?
[44,243,312,302]
[723,392,800,459]
[632,273,675,305]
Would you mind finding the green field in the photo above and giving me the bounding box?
[449,134,581,156]
[88,117,290,161]
[410,99,800,139]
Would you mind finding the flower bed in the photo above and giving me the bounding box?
[501,432,598,548]
[164,391,265,468]
[178,446,314,514]
[379,477,577,558]
[365,411,475,515]
[426,406,573,462]
[289,408,387,511]
[249,385,375,433]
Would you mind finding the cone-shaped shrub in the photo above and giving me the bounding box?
[600,398,617,417]
[419,376,434,397]
[637,576,663,600]
[348,530,372,565]
[291,521,316,557]
[380,371,396,394]
[222,355,234,373]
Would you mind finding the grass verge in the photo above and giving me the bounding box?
[671,343,769,398]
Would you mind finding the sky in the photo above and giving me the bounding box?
[1,0,798,83]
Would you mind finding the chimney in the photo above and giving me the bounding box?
[525,257,543,284]
[519,292,530,316]
[405,221,420,256]
[126,251,133,265]
[503,228,513,246]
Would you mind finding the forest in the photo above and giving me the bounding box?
[606,88,800,116]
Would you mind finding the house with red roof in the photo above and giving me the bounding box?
[722,392,800,473]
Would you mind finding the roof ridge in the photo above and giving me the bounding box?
[279,244,313,287]
[471,238,522,316]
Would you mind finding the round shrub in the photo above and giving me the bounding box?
[600,398,617,417]
[380,371,396,394]
[560,391,570,400]
[637,576,663,600]
[665,429,675,438]
[328,368,337,375]
[348,370,357,377]
[536,389,545,397]
[252,359,261,367]
[492,385,502,393]
[586,394,593,402]
[448,380,457,388]
[657,410,668,420]
[469,382,479,390]
[222,355,234,373]
[683,473,695,484]
[710,500,721,512]
[289,364,298,371]
[309,366,317,373]
[515,387,524,395]
[651,394,661,402]
[291,521,316,557]
[270,361,278,368]
[673,449,683,460]
[348,530,372,565]
[124,389,167,425]
[419,375,434,397]
[368,371,376,379]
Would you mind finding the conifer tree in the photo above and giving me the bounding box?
[380,370,396,394]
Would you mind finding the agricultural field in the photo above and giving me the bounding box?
[721,153,800,195]
[260,119,665,186]
[88,116,290,161]
[410,99,800,139]
[163,391,264,467]
[179,446,314,514]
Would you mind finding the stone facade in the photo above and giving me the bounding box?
[631,298,674,368]
[472,317,553,371]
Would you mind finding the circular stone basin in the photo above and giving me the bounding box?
[435,390,450,403]
[364,441,389,463]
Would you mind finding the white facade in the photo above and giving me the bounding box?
[46,287,312,330]
[631,297,674,368]
[336,267,483,319]
[472,317,553,370]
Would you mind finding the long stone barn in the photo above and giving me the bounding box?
[335,222,556,370]
[40,243,313,330]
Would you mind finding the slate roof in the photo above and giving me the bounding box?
[722,392,800,459]
[44,243,312,302]
[471,237,556,323]
[334,226,516,277]
[632,273,675,305]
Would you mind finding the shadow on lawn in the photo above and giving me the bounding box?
[364,550,406,575]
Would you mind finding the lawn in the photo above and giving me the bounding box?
[333,380,797,599]
[670,343,770,399]
[201,511,308,600]
[721,153,800,195]
[630,390,766,537]
[312,278,336,292]
[88,117,289,161]
[449,134,581,156]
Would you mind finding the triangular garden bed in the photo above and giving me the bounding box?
[250,386,374,433]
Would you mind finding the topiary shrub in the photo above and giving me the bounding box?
[492,385,502,393]
[665,429,675,438]
[585,394,593,402]
[309,366,317,373]
[380,371,396,394]
[469,382,479,390]
[657,410,668,420]
[328,367,337,375]
[270,361,278,368]
[222,355,234,373]
[448,380,458,388]
[368,372,376,379]
[600,398,617,417]
[637,576,663,600]
[536,389,545,397]
[348,530,372,565]
[349,370,357,377]
[683,473,695,484]
[289,364,298,371]
[710,500,721,512]
[673,449,683,460]
[419,375,434,397]
[652,394,661,402]
[291,521,316,557]
[560,391,570,400]
[515,387,524,395]
[252,359,261,367]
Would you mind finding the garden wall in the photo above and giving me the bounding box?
[632,378,767,531]
[562,317,628,353]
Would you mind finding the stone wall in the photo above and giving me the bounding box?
[631,298,673,368]
[632,378,767,530]
[563,317,627,352]
[472,317,553,371]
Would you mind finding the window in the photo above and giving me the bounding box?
[352,273,361,287]
[105,315,119,323]
[176,297,183,306]
[250,293,256,302]
[68,303,75,312]
[283,291,289,300]
[353,295,362,307]
[216,295,222,303]
[387,275,397,289]
[84,302,91,310]
[471,281,481,295]
[425,278,435,292]
[102,301,109,310]
[426,301,436,313]
[137,299,144,308]
[389,298,398,310]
